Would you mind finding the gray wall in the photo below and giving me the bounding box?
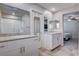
[64,20,78,39]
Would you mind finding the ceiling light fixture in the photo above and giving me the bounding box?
[51,8,56,12]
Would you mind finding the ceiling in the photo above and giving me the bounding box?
[0,4,28,17]
[37,3,77,12]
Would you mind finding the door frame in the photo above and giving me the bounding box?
[62,11,79,44]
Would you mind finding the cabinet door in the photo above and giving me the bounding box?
[21,39,30,56]
[31,38,39,56]
[52,34,59,49]
[24,38,39,56]
[57,33,62,45]
[0,39,26,56]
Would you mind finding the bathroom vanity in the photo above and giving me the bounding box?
[0,35,40,56]
[41,15,63,51]
[0,4,41,56]
[41,32,62,50]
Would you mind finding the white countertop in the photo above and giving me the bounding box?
[44,31,62,34]
[0,35,38,42]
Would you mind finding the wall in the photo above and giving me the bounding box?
[64,20,78,39]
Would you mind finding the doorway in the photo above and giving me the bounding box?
[63,11,79,55]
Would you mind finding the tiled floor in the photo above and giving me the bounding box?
[64,39,78,56]
[39,39,78,56]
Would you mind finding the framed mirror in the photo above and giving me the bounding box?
[49,20,60,31]
[0,4,30,36]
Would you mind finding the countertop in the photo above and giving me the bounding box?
[0,34,38,43]
[44,31,62,34]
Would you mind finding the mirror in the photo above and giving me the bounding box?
[49,20,60,31]
[0,4,30,36]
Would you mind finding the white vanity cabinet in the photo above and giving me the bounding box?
[52,33,62,49]
[0,40,22,56]
[22,37,40,56]
[27,39,39,56]
[42,33,62,50]
[0,36,39,56]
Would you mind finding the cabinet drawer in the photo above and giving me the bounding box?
[0,48,21,56]
[23,38,39,56]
